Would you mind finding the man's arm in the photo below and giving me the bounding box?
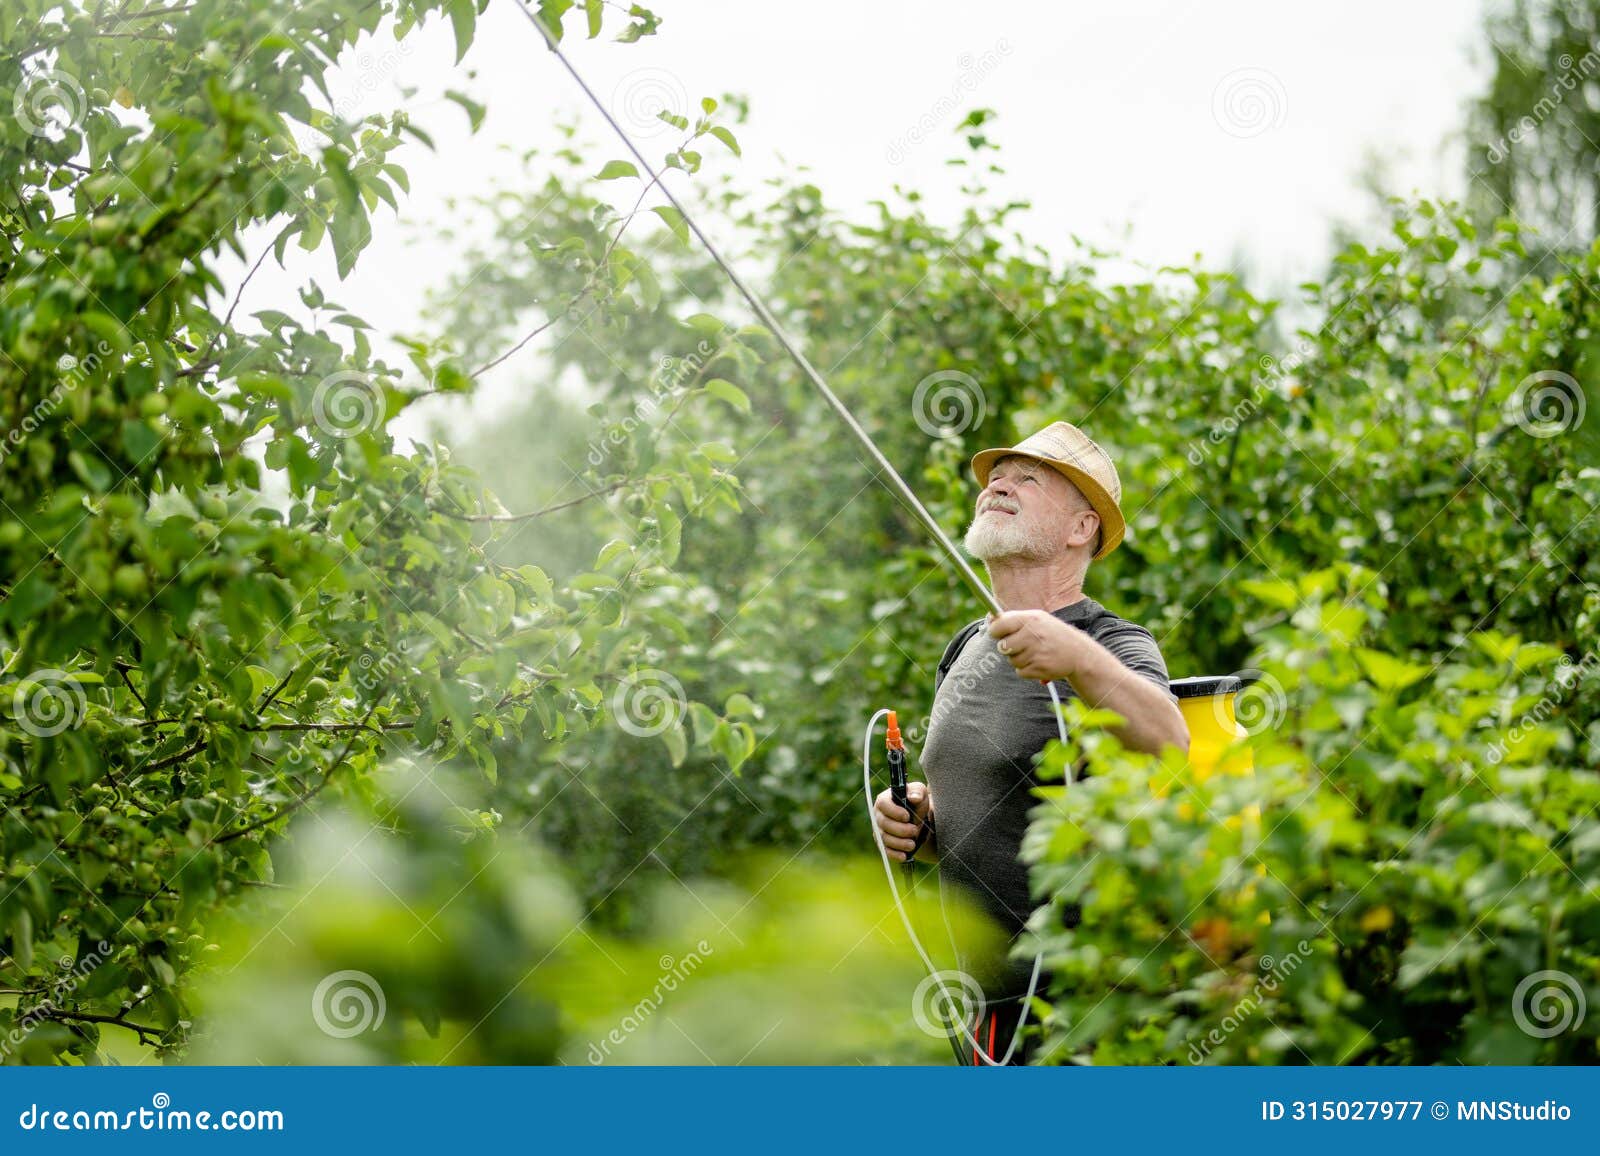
[987,610,1189,756]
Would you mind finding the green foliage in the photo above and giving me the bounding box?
[189,764,935,1065]
[435,99,1598,1064]
[3,0,1596,1068]
[1465,0,1600,248]
[1025,567,1600,1065]
[0,0,746,1063]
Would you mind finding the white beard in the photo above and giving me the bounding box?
[963,507,1061,562]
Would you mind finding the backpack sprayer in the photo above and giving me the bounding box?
[521,5,1252,1066]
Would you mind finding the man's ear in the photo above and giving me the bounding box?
[1068,508,1100,549]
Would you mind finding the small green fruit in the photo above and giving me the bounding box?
[112,564,148,599]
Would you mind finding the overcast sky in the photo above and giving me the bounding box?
[233,0,1493,436]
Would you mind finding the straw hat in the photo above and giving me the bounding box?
[969,420,1126,560]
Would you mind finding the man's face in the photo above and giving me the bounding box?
[963,455,1097,562]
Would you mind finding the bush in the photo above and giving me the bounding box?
[1025,566,1600,1064]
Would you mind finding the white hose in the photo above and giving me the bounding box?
[864,681,1066,1066]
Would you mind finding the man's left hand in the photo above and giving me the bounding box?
[987,610,1085,682]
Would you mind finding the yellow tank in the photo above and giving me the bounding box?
[1169,675,1253,781]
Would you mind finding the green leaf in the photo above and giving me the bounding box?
[448,0,477,62]
[702,379,750,414]
[444,89,487,133]
[661,719,687,767]
[585,0,603,37]
[709,125,741,156]
[9,909,33,970]
[650,204,689,245]
[1238,578,1298,611]
[656,503,681,565]
[121,418,164,465]
[1354,648,1432,692]
[724,692,759,719]
[538,0,575,39]
[595,160,639,181]
[688,701,719,746]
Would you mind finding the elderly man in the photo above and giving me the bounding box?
[872,420,1188,1064]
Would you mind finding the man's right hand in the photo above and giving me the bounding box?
[874,781,932,862]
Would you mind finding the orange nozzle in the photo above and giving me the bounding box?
[885,710,904,750]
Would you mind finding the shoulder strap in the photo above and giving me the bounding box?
[933,618,987,696]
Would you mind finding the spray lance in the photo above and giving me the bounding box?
[519,2,1048,1065]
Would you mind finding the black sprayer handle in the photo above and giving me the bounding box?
[888,746,910,817]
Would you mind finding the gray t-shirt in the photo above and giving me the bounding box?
[920,597,1172,988]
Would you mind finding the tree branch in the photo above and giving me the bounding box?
[35,1007,167,1047]
[430,474,675,522]
[215,692,388,843]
